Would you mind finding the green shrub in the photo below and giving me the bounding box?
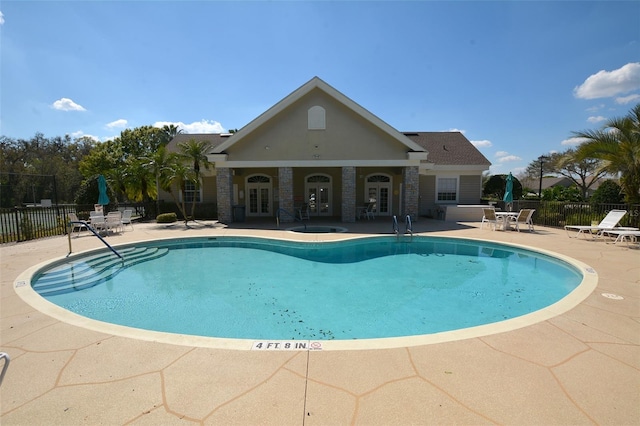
[156,212,177,223]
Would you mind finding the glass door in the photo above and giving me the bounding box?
[247,175,272,216]
[305,175,332,216]
[365,174,392,216]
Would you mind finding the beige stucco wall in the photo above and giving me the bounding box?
[226,88,410,162]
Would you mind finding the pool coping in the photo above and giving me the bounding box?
[13,233,598,351]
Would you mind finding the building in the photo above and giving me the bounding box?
[163,77,491,222]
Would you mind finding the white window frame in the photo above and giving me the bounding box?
[180,179,202,203]
[308,106,326,130]
[436,176,458,203]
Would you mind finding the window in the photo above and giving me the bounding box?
[437,177,457,202]
[308,106,326,130]
[182,180,201,203]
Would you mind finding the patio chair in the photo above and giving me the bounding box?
[106,211,123,233]
[297,204,310,221]
[481,208,500,231]
[121,209,134,231]
[509,209,535,232]
[68,213,88,237]
[564,209,635,239]
[360,203,375,220]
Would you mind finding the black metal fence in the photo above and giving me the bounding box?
[496,201,640,230]
[0,202,156,244]
[1,201,638,244]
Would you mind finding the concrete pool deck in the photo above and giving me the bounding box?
[1,219,638,424]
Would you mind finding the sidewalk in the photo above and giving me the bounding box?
[1,219,638,424]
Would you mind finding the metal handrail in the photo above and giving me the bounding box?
[68,221,123,260]
[405,214,413,236]
[0,352,10,387]
[392,215,399,235]
[275,209,305,230]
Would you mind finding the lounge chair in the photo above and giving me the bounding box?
[359,203,375,220]
[564,209,635,239]
[509,209,535,232]
[121,209,134,231]
[601,229,640,246]
[68,213,88,237]
[481,208,500,231]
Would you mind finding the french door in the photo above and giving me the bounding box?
[365,174,392,216]
[305,174,332,216]
[247,175,272,216]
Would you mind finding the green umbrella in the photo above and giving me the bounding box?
[503,172,514,211]
[97,175,110,206]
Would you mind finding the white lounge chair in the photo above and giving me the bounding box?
[481,208,500,231]
[121,209,134,231]
[509,209,535,232]
[68,213,88,237]
[564,209,635,239]
[601,229,640,246]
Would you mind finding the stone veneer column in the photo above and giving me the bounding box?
[216,167,233,223]
[278,167,294,222]
[402,166,419,220]
[341,166,356,222]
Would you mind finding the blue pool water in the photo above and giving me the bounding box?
[33,236,583,341]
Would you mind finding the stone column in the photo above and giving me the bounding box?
[341,166,356,222]
[278,167,294,222]
[402,166,419,220]
[216,168,233,223]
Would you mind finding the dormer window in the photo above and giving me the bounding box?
[308,106,326,130]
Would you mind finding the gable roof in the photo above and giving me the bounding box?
[213,76,426,154]
[404,132,491,166]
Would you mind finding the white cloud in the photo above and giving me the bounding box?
[587,115,607,123]
[106,119,128,129]
[561,137,590,146]
[615,93,640,104]
[69,131,100,141]
[447,128,466,134]
[573,62,640,99]
[497,155,522,163]
[586,104,605,112]
[470,139,492,148]
[0,11,5,25]
[153,119,225,134]
[495,151,509,157]
[52,98,86,111]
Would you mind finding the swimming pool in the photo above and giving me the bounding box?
[20,236,596,349]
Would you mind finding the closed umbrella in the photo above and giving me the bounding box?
[97,175,110,206]
[503,172,514,211]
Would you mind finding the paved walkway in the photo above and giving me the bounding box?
[1,219,638,425]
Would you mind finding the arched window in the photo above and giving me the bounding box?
[308,106,326,130]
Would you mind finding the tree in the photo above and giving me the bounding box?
[483,174,523,200]
[178,138,213,220]
[589,180,624,204]
[547,149,607,199]
[573,104,640,203]
[159,155,195,224]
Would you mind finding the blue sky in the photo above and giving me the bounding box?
[1,1,639,176]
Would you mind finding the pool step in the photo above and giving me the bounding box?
[33,247,169,296]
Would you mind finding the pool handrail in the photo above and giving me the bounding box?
[0,352,10,387]
[392,215,399,235]
[275,208,305,230]
[68,220,123,261]
[405,215,413,236]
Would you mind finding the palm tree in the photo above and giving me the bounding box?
[159,155,195,224]
[159,124,183,146]
[573,104,640,203]
[141,145,173,216]
[178,139,212,219]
